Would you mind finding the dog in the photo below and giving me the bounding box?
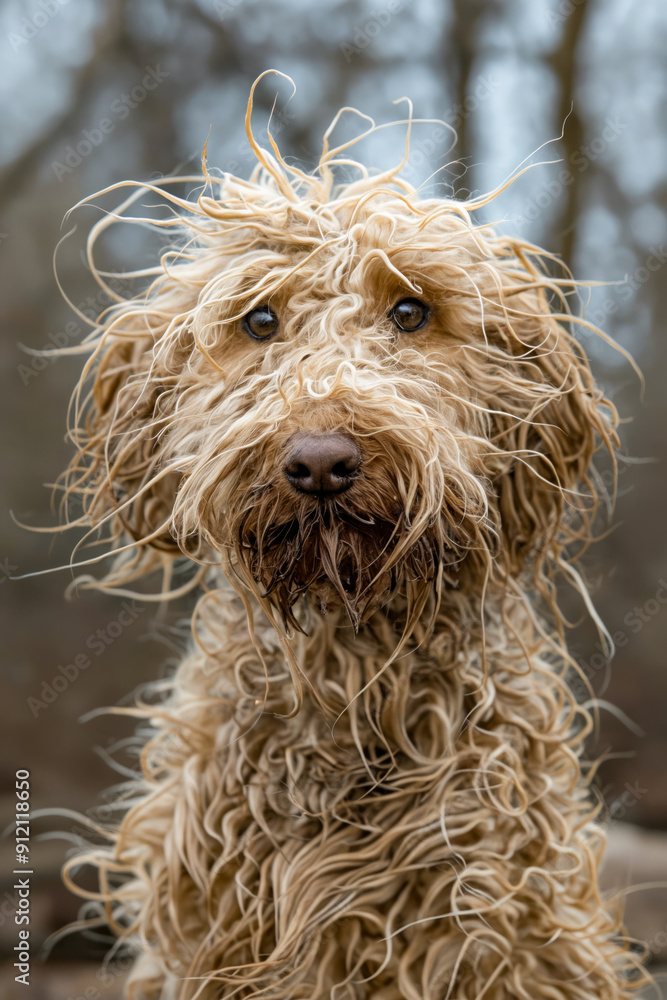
[55,75,646,999]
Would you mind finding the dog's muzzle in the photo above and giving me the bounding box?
[284,432,362,496]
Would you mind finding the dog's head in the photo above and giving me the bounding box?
[62,91,618,633]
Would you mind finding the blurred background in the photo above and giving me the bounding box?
[1,0,666,996]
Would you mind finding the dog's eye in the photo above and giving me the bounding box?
[243,306,279,341]
[390,298,429,332]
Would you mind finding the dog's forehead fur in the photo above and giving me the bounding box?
[192,183,498,316]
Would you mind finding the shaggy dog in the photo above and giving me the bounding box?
[55,75,646,998]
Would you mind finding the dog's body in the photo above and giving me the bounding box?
[58,82,644,998]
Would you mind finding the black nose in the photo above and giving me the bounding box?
[284,433,362,496]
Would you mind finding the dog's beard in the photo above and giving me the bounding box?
[229,488,460,631]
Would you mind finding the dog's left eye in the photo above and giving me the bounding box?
[390,298,429,332]
[243,306,279,341]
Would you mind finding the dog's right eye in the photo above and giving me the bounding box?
[390,298,429,332]
[243,306,279,341]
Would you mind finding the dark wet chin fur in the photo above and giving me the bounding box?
[234,501,450,632]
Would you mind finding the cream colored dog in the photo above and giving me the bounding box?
[57,75,645,999]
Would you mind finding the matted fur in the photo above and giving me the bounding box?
[51,74,647,998]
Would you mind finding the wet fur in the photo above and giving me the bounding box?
[55,77,647,998]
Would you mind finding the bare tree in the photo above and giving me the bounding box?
[547,0,590,268]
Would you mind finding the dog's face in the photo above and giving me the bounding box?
[71,173,613,630]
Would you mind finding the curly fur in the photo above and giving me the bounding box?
[52,74,647,998]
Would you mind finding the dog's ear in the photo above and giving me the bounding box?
[484,273,618,579]
[65,320,188,572]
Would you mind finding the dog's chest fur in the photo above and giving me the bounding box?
[118,585,603,998]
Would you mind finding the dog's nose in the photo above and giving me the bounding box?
[284,433,362,496]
